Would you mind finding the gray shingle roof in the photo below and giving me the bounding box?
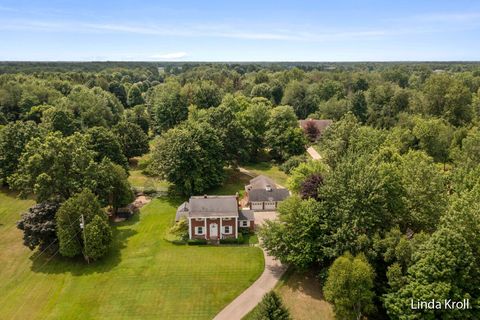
[239,209,254,221]
[188,195,239,218]
[247,175,277,190]
[248,188,290,202]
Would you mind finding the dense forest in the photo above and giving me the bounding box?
[1,62,480,319]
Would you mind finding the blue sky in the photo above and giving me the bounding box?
[1,0,480,61]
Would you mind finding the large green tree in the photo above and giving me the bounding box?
[86,126,128,169]
[113,121,149,159]
[150,122,225,195]
[17,201,60,253]
[265,105,307,161]
[127,83,144,107]
[56,189,111,260]
[148,81,188,133]
[0,120,42,185]
[324,253,375,320]
[8,132,98,201]
[384,228,476,320]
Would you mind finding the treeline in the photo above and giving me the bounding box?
[1,61,480,289]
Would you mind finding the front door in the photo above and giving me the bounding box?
[209,223,218,238]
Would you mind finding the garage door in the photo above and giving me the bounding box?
[251,202,263,210]
[264,201,276,210]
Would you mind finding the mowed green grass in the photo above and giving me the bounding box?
[0,191,264,320]
[128,169,170,192]
[242,163,289,187]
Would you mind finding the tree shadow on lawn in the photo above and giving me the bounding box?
[281,268,326,300]
[29,215,139,276]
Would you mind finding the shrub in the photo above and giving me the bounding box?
[220,234,244,244]
[279,155,307,174]
[187,239,207,245]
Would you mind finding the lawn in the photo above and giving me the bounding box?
[128,169,170,192]
[241,163,289,187]
[0,190,264,319]
[243,269,334,320]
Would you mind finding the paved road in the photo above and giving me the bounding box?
[213,212,287,320]
[306,146,322,160]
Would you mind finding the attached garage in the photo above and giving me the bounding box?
[264,201,276,210]
[251,202,264,211]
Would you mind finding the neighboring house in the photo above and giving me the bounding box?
[176,195,254,240]
[245,175,290,211]
[299,119,333,140]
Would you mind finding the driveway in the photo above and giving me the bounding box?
[213,211,287,320]
[307,146,322,160]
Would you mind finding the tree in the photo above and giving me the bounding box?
[281,81,316,119]
[8,132,98,201]
[127,83,144,107]
[300,174,324,201]
[252,291,291,320]
[123,104,150,134]
[86,126,128,169]
[113,121,149,159]
[303,120,320,142]
[287,160,329,193]
[94,158,134,212]
[108,81,127,106]
[319,112,361,169]
[250,83,272,100]
[351,91,367,123]
[190,105,250,165]
[315,97,350,120]
[237,98,271,159]
[17,201,60,253]
[260,197,328,268]
[84,215,112,261]
[423,74,473,126]
[62,86,124,128]
[397,151,447,232]
[265,106,307,161]
[384,228,476,320]
[190,80,223,108]
[279,155,307,174]
[41,107,76,136]
[148,81,188,133]
[150,122,225,195]
[168,218,189,241]
[324,253,375,320]
[412,117,453,165]
[56,189,111,259]
[0,120,42,185]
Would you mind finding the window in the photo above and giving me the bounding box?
[195,226,204,235]
[240,220,249,227]
[222,226,232,234]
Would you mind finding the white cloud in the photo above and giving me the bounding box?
[150,52,188,59]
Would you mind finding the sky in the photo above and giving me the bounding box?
[1,0,480,61]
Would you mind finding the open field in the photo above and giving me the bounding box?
[0,190,264,319]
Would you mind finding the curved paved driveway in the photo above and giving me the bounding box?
[213,212,287,320]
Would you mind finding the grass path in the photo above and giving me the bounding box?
[0,191,264,319]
